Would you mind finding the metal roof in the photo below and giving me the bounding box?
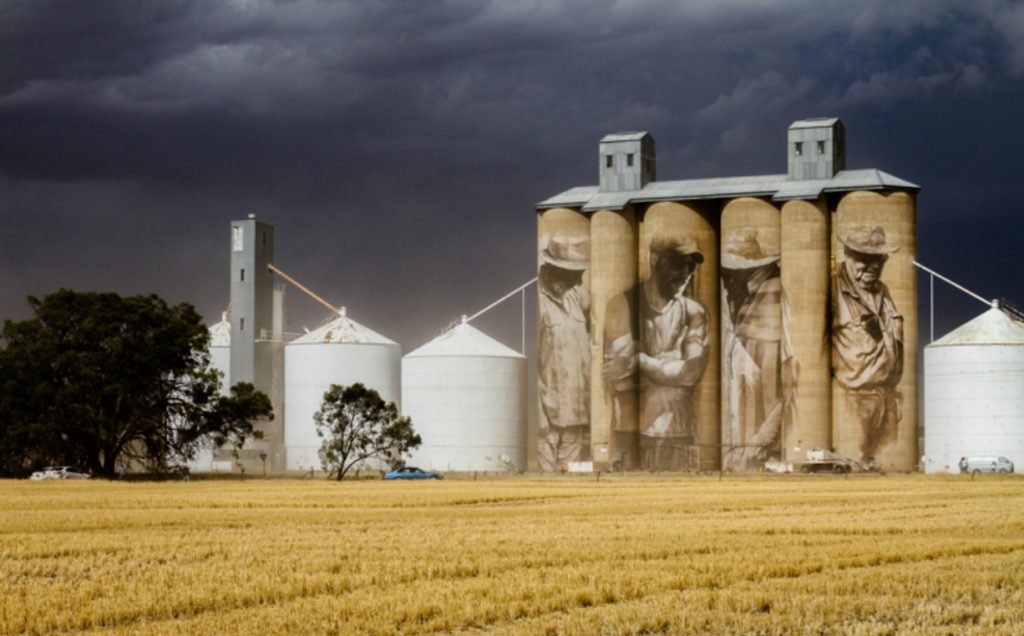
[405,321,524,359]
[537,169,920,211]
[929,308,1024,347]
[789,117,840,129]
[290,310,397,346]
[601,132,650,142]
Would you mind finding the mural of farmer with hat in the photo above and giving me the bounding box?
[603,235,709,471]
[832,224,904,463]
[720,228,793,471]
[538,235,591,471]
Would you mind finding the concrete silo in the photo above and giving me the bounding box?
[833,191,917,471]
[283,309,401,472]
[403,320,527,472]
[924,306,1024,474]
[639,201,720,471]
[720,197,783,471]
[779,198,831,460]
[591,207,638,470]
[536,207,591,472]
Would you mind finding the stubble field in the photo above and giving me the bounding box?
[2,474,1023,635]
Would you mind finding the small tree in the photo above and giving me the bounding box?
[314,383,420,481]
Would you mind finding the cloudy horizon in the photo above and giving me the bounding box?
[3,0,1023,352]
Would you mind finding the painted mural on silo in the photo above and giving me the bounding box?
[831,191,917,470]
[591,208,638,471]
[537,208,591,471]
[719,198,794,472]
[613,201,717,471]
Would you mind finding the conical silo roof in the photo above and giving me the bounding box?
[929,307,1024,347]
[290,309,397,345]
[405,320,524,358]
[209,313,231,347]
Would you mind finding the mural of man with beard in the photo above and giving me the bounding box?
[832,225,903,464]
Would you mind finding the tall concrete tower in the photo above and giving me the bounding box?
[229,215,285,471]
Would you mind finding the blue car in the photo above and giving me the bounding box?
[384,466,443,480]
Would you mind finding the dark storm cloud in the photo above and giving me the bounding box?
[2,0,1023,349]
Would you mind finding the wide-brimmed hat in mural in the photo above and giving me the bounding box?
[840,225,900,255]
[721,229,780,270]
[649,236,704,263]
[541,235,589,271]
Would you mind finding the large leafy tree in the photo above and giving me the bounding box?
[315,383,420,480]
[0,289,272,477]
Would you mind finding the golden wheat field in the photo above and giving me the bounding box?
[1,474,1023,635]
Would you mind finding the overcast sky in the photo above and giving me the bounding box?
[2,0,1023,353]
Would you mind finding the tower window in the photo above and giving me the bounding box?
[817,140,825,155]
[240,268,245,282]
[794,142,803,156]
[605,155,613,168]
[232,226,243,252]
[262,231,267,245]
[626,153,634,167]
[240,318,245,332]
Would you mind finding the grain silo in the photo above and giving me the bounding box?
[188,314,233,474]
[403,319,527,472]
[832,191,918,471]
[924,306,1024,474]
[283,308,401,472]
[209,312,232,395]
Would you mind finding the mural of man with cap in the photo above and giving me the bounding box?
[538,235,591,471]
[720,228,793,471]
[832,225,904,463]
[604,235,709,471]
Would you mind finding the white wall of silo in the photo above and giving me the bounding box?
[190,322,233,474]
[284,343,401,472]
[924,344,1024,473]
[404,355,527,472]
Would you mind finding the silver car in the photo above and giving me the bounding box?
[965,456,1014,474]
[48,466,92,480]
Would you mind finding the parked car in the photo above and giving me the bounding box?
[29,466,61,480]
[965,456,1015,474]
[36,466,92,480]
[384,466,443,480]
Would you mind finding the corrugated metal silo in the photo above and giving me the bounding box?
[924,307,1024,473]
[189,314,233,473]
[284,309,401,472]
[209,312,232,395]
[403,320,527,472]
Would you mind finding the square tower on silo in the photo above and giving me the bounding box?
[788,118,845,180]
[599,132,656,192]
[229,216,275,394]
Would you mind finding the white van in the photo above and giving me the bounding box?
[964,456,1015,474]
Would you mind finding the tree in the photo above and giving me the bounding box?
[0,289,272,477]
[314,383,420,480]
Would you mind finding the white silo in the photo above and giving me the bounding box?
[403,319,527,472]
[924,306,1024,474]
[209,312,232,395]
[190,313,233,473]
[284,308,401,472]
